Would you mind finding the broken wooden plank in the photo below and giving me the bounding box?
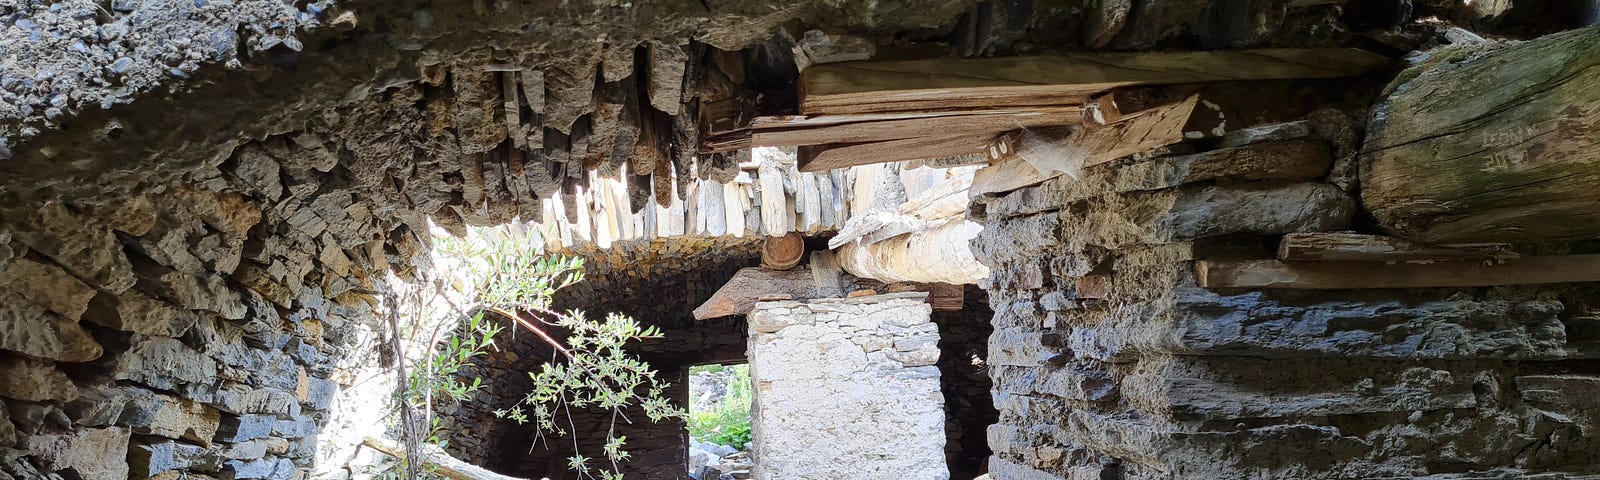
[1195,254,1600,290]
[1277,233,1517,262]
[761,232,805,270]
[798,134,996,172]
[801,48,1390,114]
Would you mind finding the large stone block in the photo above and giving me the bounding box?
[20,426,131,479]
[0,257,96,321]
[216,414,276,443]
[83,291,200,337]
[122,393,222,446]
[115,337,219,390]
[0,291,102,362]
[10,202,136,293]
[0,356,79,403]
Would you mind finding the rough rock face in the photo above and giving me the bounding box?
[747,293,949,480]
[971,108,1600,478]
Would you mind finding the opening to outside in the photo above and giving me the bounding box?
[687,363,755,479]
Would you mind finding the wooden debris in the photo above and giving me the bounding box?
[800,48,1389,115]
[1276,233,1517,262]
[1195,254,1600,290]
[847,289,877,298]
[761,232,805,270]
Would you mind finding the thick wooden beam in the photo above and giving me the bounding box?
[1195,254,1600,290]
[751,107,1082,147]
[761,232,805,270]
[836,220,989,285]
[801,48,1390,115]
[694,267,817,319]
[1276,233,1516,262]
[1362,26,1600,244]
[798,134,996,172]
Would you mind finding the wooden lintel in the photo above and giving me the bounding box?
[750,107,1083,147]
[801,48,1390,115]
[798,134,997,172]
[693,266,961,319]
[1277,233,1517,262]
[1195,254,1600,290]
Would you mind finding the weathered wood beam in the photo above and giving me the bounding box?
[836,220,989,284]
[1195,254,1600,290]
[761,232,805,270]
[1276,233,1516,262]
[801,48,1390,115]
[751,107,1082,147]
[694,267,815,319]
[969,95,1198,198]
[798,134,996,172]
[1361,26,1600,244]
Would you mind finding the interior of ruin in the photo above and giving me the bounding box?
[2,1,1599,479]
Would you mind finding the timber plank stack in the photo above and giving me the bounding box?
[712,48,1390,172]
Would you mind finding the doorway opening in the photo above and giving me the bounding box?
[686,363,755,479]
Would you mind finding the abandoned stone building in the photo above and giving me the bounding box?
[1,0,1599,479]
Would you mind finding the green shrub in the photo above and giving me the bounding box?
[687,364,752,448]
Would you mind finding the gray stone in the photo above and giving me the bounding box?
[302,377,337,411]
[221,456,296,480]
[216,414,276,443]
[115,336,218,390]
[122,394,221,446]
[20,426,130,479]
[271,418,315,439]
[63,386,133,427]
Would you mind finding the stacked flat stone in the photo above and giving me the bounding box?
[971,113,1600,478]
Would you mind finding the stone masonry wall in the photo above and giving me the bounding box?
[971,111,1600,479]
[747,292,949,480]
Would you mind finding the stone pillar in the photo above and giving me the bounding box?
[747,292,949,480]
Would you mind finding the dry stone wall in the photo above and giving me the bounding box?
[747,293,949,480]
[972,111,1600,479]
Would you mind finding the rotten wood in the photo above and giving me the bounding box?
[1195,254,1600,290]
[1276,233,1517,262]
